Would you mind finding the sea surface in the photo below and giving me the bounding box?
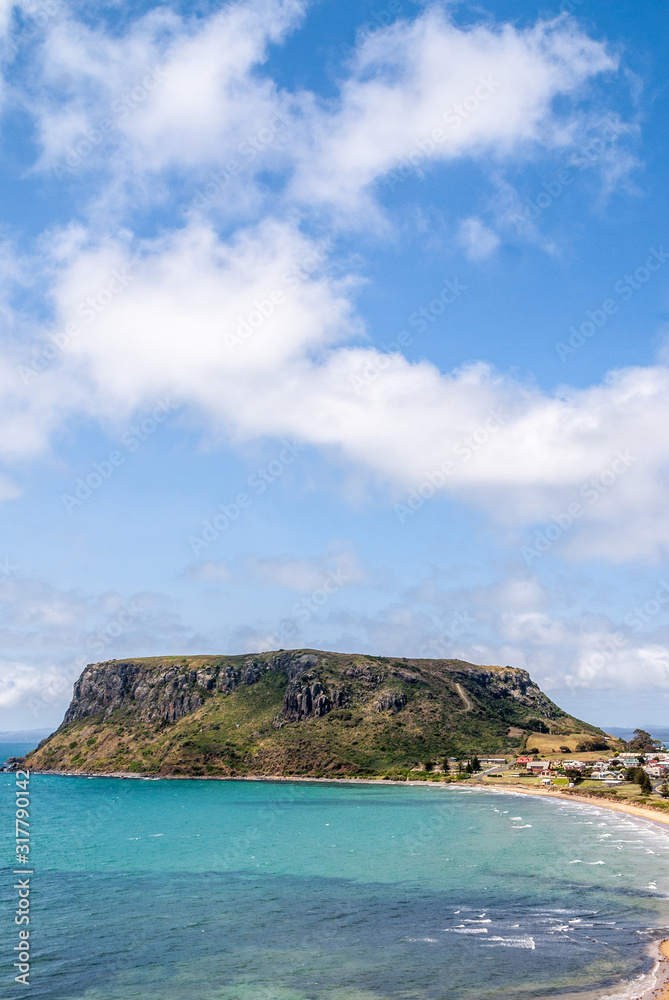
[2,775,669,1000]
[0,741,39,763]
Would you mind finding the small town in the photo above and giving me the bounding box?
[409,729,669,804]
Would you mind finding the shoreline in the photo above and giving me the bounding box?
[469,780,669,829]
[631,940,669,1000]
[22,767,669,828]
[21,768,669,999]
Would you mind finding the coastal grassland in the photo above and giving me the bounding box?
[522,731,623,757]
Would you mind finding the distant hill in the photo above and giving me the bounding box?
[606,726,669,744]
[25,650,606,777]
[0,728,54,743]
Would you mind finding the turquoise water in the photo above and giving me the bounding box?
[2,776,669,1000]
[0,741,38,763]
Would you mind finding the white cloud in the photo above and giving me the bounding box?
[0,572,208,724]
[191,541,365,592]
[292,11,617,213]
[28,0,304,194]
[19,2,628,228]
[457,216,500,260]
[0,2,658,558]
[5,214,669,559]
[340,570,669,696]
[0,661,71,709]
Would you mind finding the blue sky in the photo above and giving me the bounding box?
[1,0,669,730]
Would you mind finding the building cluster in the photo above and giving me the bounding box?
[509,751,669,786]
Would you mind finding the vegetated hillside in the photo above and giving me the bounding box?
[26,649,606,777]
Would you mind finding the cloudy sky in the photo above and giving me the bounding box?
[0,0,668,730]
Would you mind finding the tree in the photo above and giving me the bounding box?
[526,718,549,734]
[559,745,571,753]
[576,737,609,752]
[465,761,473,774]
[441,758,450,773]
[471,755,481,773]
[659,782,669,799]
[627,729,658,752]
[423,760,434,772]
[639,772,652,795]
[625,766,639,782]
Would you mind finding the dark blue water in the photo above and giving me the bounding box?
[2,776,668,999]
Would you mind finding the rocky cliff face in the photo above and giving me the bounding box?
[447,665,561,716]
[30,649,600,777]
[61,650,571,732]
[63,651,324,727]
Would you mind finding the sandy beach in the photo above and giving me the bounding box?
[467,780,669,829]
[646,941,669,1000]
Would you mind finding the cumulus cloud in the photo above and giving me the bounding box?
[4,211,669,559]
[331,570,669,697]
[28,0,305,185]
[16,1,630,230]
[0,572,208,724]
[291,10,617,213]
[0,661,71,713]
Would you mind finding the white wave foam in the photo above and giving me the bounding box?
[444,927,489,934]
[483,936,535,949]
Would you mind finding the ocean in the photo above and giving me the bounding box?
[0,742,38,764]
[2,774,669,1000]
